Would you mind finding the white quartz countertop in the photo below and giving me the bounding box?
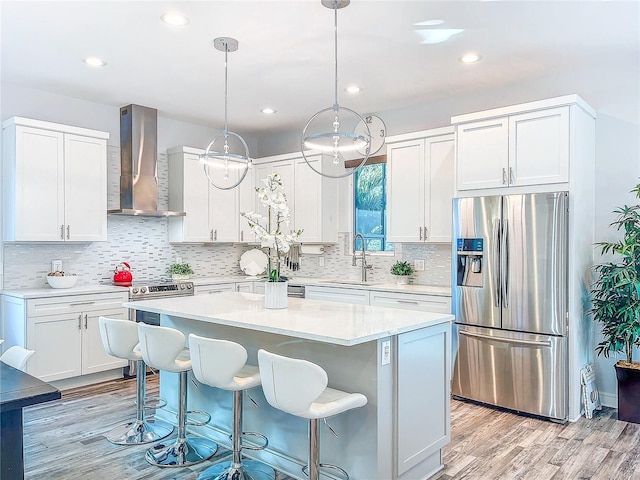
[124,292,453,346]
[1,284,129,299]
[192,276,451,297]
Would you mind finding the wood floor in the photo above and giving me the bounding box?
[22,376,640,479]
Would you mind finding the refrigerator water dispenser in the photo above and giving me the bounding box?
[456,238,483,287]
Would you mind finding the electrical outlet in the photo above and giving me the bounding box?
[176,257,183,264]
[414,259,425,271]
[318,256,325,267]
[381,340,391,366]
[51,259,63,272]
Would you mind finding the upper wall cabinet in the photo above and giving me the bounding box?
[168,146,253,243]
[387,127,455,243]
[2,117,108,242]
[452,95,596,193]
[252,151,338,244]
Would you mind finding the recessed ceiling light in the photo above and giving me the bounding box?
[416,29,464,45]
[345,85,362,94]
[83,56,106,67]
[161,13,190,26]
[261,108,277,115]
[459,53,483,64]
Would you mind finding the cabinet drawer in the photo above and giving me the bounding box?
[305,286,370,305]
[370,291,451,313]
[27,292,128,317]
[196,283,236,295]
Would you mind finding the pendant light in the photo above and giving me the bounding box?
[301,0,371,179]
[200,37,250,190]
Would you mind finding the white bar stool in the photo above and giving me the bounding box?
[257,349,368,480]
[0,346,35,371]
[98,316,174,445]
[188,334,275,480]
[137,323,218,467]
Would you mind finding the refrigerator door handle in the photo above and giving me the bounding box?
[459,329,552,348]
[501,219,509,307]
[493,219,501,308]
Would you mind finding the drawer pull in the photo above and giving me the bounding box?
[69,301,96,307]
[84,314,88,329]
[78,314,82,330]
[397,300,419,305]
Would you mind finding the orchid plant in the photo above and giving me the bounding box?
[241,173,302,282]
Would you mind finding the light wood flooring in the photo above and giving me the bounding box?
[22,376,640,479]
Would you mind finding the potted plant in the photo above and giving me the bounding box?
[167,263,195,281]
[241,173,302,308]
[390,260,415,285]
[591,181,640,422]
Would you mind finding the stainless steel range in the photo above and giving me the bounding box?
[125,280,194,376]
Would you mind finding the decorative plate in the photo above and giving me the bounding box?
[239,249,269,277]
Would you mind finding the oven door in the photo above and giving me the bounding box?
[133,308,161,326]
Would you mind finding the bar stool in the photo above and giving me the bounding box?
[188,334,275,480]
[98,316,174,445]
[257,349,367,480]
[137,323,218,467]
[0,346,35,371]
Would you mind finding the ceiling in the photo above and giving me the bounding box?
[2,1,639,136]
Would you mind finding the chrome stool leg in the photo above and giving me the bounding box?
[198,390,275,480]
[106,360,174,445]
[302,419,349,480]
[146,371,218,467]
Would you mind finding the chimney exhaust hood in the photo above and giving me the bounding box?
[108,104,186,217]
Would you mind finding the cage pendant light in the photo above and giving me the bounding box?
[301,0,371,179]
[200,37,250,190]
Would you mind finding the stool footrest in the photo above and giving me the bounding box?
[184,409,211,427]
[303,463,350,480]
[238,431,269,451]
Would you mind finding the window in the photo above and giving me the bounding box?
[354,159,394,252]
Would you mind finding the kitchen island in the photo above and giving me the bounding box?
[124,292,453,480]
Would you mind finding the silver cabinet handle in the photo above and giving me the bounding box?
[210,230,214,241]
[78,314,82,330]
[214,230,217,241]
[84,314,88,329]
[69,301,95,307]
[419,227,422,241]
[509,167,515,185]
[397,300,419,305]
[502,168,507,185]
[66,225,70,240]
[240,230,244,242]
[459,330,551,347]
[424,226,428,240]
[60,225,64,240]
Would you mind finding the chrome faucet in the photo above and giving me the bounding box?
[352,233,373,282]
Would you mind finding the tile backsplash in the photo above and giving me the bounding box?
[2,146,451,289]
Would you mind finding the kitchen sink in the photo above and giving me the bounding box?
[323,280,383,286]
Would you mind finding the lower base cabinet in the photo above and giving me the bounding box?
[2,291,128,382]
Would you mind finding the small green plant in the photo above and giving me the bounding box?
[167,263,195,276]
[390,260,415,276]
[591,182,640,364]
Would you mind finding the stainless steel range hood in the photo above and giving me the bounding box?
[108,104,186,217]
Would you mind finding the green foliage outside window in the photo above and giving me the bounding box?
[354,163,393,252]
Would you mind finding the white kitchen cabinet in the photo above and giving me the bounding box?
[1,291,128,382]
[196,282,253,295]
[387,128,454,243]
[305,285,370,305]
[2,117,108,242]
[453,98,584,192]
[369,291,451,313]
[168,146,241,243]
[251,151,337,244]
[238,166,255,242]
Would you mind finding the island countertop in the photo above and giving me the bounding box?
[124,292,453,346]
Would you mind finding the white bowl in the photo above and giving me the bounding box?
[47,275,78,289]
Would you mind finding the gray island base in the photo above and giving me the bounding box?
[124,292,453,480]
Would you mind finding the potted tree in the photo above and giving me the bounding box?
[390,260,415,285]
[591,182,640,422]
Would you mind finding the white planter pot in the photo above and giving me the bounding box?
[172,274,190,281]
[264,281,288,309]
[394,275,410,285]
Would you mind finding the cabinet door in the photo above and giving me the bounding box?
[210,174,240,242]
[180,153,212,242]
[14,126,65,241]
[196,283,236,295]
[64,134,107,241]
[238,167,255,242]
[82,309,128,375]
[253,163,272,218]
[295,156,322,242]
[27,312,83,381]
[509,107,569,186]
[456,118,509,191]
[425,136,454,242]
[272,160,295,231]
[387,139,425,242]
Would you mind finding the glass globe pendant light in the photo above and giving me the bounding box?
[301,0,371,179]
[200,37,250,190]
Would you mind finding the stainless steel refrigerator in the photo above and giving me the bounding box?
[451,192,568,422]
